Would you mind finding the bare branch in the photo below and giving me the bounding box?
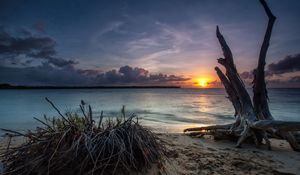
[253,0,276,120]
[216,26,255,122]
[215,67,241,117]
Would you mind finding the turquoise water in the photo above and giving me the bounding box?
[0,88,299,133]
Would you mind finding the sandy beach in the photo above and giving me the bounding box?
[1,133,300,175]
[151,134,300,175]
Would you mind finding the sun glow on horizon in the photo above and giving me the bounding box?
[195,78,210,88]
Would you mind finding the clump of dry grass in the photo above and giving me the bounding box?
[0,98,166,175]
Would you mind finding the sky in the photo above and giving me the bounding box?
[0,0,300,87]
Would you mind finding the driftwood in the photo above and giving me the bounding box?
[184,0,300,151]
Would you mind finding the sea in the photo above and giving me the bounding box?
[0,88,299,133]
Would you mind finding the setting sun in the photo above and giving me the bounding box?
[196,78,210,87]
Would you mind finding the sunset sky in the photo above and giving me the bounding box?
[1,0,300,87]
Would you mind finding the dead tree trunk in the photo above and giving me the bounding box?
[184,0,300,151]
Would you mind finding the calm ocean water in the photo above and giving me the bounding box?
[0,88,299,133]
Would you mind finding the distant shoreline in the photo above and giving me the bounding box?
[0,84,181,89]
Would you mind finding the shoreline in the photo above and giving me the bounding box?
[1,133,299,175]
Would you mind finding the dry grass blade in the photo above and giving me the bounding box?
[0,98,166,175]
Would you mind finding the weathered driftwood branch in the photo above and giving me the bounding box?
[184,0,300,151]
[216,26,260,148]
[253,0,300,151]
[253,0,276,121]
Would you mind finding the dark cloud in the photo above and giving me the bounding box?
[149,74,189,82]
[0,65,189,86]
[0,26,76,68]
[0,63,88,86]
[78,69,101,77]
[240,53,300,83]
[45,57,77,67]
[268,54,300,74]
[95,65,189,84]
[0,28,55,57]
[119,66,149,82]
